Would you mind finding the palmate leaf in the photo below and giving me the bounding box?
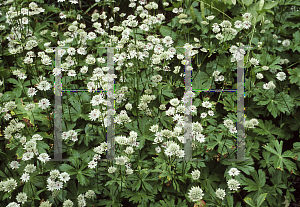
[253,120,286,139]
[262,139,297,174]
[288,66,300,86]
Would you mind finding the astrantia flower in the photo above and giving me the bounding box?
[89,109,100,121]
[21,173,30,182]
[202,101,212,108]
[38,98,51,110]
[200,112,207,118]
[256,73,263,79]
[228,168,240,176]
[188,186,204,202]
[25,164,36,173]
[242,21,251,29]
[126,168,133,175]
[108,166,117,173]
[59,172,70,183]
[224,119,234,128]
[16,192,27,204]
[208,110,214,116]
[10,161,20,170]
[229,127,237,134]
[88,160,97,169]
[38,153,50,163]
[63,199,73,207]
[37,80,51,91]
[191,169,201,180]
[262,66,269,71]
[227,179,240,191]
[234,20,243,29]
[215,188,226,200]
[249,118,259,126]
[242,13,252,20]
[249,58,259,66]
[150,124,159,132]
[155,146,161,153]
[282,39,290,47]
[276,72,286,81]
[206,15,215,20]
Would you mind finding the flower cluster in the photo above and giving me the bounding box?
[46,170,70,191]
[223,119,237,134]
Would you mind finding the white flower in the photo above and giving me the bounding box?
[249,118,259,126]
[242,13,252,20]
[89,109,100,121]
[229,127,237,134]
[126,168,133,175]
[16,192,27,204]
[276,72,286,81]
[263,83,269,89]
[191,169,201,180]
[38,153,50,163]
[188,186,204,202]
[59,172,70,183]
[155,146,161,153]
[170,98,180,107]
[55,181,63,190]
[249,58,259,66]
[228,167,240,176]
[212,70,221,77]
[21,173,30,182]
[216,33,224,40]
[208,110,214,116]
[6,202,20,207]
[36,80,51,91]
[10,161,20,170]
[282,39,290,47]
[150,125,159,132]
[202,101,212,108]
[108,166,117,173]
[215,188,226,200]
[234,20,243,29]
[38,98,51,110]
[224,119,234,128]
[227,179,240,191]
[242,21,251,29]
[124,146,134,154]
[206,15,215,20]
[256,73,263,79]
[88,160,97,169]
[200,112,207,118]
[125,103,132,110]
[262,66,269,71]
[172,8,178,13]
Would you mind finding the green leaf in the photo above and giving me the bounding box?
[253,120,286,139]
[274,92,294,115]
[142,180,153,192]
[159,26,178,41]
[262,1,278,10]
[257,193,268,207]
[36,141,49,154]
[244,197,256,207]
[190,5,196,20]
[258,0,264,10]
[288,67,300,86]
[77,172,89,186]
[243,0,254,6]
[59,164,77,175]
[132,180,141,191]
[263,139,297,174]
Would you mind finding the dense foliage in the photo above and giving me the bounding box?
[0,0,300,206]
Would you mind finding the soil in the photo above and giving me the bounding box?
[288,176,300,207]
